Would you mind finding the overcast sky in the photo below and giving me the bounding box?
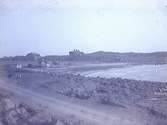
[0,0,167,57]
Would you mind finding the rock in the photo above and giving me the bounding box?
[16,107,29,119]
[4,99,16,110]
[6,110,18,125]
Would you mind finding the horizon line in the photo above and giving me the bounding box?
[1,50,167,58]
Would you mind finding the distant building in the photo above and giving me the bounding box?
[39,59,53,68]
[26,52,41,61]
[69,49,84,57]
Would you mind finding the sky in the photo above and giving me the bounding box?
[0,0,167,57]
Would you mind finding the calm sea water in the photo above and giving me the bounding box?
[80,64,167,82]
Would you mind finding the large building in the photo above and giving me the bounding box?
[69,49,84,57]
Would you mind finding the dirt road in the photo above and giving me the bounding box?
[0,79,143,125]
